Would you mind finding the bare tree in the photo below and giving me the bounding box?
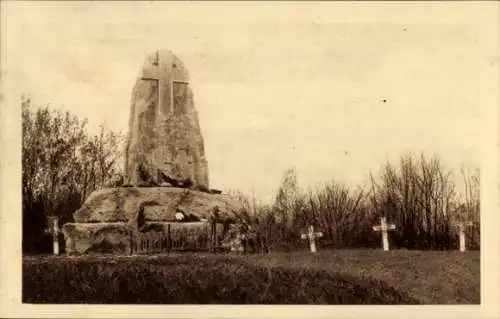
[370,153,459,250]
[228,153,478,252]
[22,96,124,254]
[308,182,367,248]
[458,166,480,249]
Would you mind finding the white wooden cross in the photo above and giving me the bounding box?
[453,221,473,252]
[44,216,60,255]
[301,225,323,253]
[373,217,396,251]
[141,50,189,115]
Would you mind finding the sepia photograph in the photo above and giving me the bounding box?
[0,1,498,317]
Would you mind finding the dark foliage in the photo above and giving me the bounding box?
[22,96,123,254]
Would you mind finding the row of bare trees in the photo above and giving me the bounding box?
[369,155,479,250]
[234,154,480,252]
[22,96,124,253]
[22,95,479,253]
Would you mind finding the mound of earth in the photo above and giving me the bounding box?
[23,254,420,304]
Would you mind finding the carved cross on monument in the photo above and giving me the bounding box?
[301,225,323,253]
[142,50,164,115]
[373,217,396,251]
[141,50,189,115]
[44,216,60,255]
[453,221,473,252]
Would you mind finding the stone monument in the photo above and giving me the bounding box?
[62,49,243,254]
[124,50,209,190]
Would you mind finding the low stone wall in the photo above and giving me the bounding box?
[62,221,224,255]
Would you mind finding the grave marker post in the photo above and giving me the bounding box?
[454,221,473,252]
[301,225,323,253]
[44,216,60,255]
[373,217,396,251]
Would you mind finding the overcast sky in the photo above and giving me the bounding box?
[3,2,495,203]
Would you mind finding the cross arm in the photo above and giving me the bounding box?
[172,79,189,84]
[454,221,474,228]
[142,67,163,80]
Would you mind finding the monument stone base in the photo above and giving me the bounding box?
[62,186,243,255]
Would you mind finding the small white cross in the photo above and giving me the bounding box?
[453,221,473,252]
[44,216,60,255]
[301,225,323,253]
[373,217,396,251]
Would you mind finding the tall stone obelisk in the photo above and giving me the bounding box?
[124,49,209,189]
[61,49,244,255]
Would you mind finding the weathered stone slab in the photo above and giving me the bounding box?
[62,222,131,255]
[74,187,243,223]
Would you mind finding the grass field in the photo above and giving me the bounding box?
[23,249,479,304]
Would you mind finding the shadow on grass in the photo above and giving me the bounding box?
[23,255,419,304]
